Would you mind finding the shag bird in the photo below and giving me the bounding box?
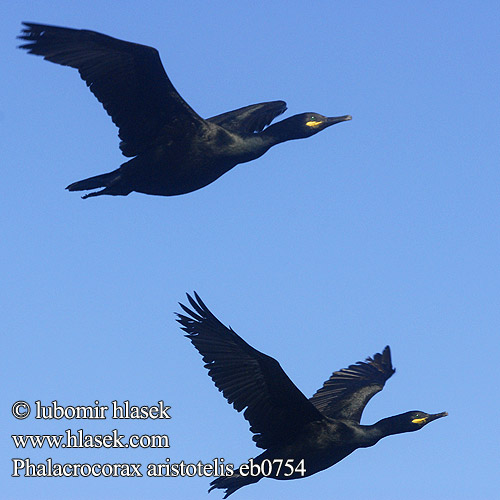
[18,23,351,199]
[177,293,447,498]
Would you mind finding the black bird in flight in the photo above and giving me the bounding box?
[177,293,447,498]
[18,23,351,199]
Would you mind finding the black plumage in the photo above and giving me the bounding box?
[177,293,447,498]
[18,23,351,199]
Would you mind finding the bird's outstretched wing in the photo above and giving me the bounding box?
[18,22,206,157]
[177,293,324,449]
[309,346,395,423]
[208,101,287,135]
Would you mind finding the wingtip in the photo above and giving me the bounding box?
[187,292,199,310]
[177,292,209,323]
[193,290,208,310]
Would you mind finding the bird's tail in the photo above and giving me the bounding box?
[66,169,127,199]
[209,472,260,498]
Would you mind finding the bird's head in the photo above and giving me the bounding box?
[299,112,352,138]
[395,410,448,433]
[262,112,351,143]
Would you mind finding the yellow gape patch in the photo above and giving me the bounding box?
[305,120,323,128]
[412,417,427,425]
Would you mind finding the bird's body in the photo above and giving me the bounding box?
[238,418,359,479]
[84,113,298,197]
[18,23,351,198]
[176,293,447,498]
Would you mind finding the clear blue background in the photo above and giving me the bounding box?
[3,1,499,499]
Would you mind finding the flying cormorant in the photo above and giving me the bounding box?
[177,292,447,498]
[19,23,351,199]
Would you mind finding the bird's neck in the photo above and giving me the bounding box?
[259,120,303,146]
[357,416,409,447]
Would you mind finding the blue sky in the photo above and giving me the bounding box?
[3,1,500,499]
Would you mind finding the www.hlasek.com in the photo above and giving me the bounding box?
[12,428,170,450]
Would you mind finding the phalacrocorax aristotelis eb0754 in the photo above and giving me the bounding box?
[18,23,351,199]
[177,293,447,498]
